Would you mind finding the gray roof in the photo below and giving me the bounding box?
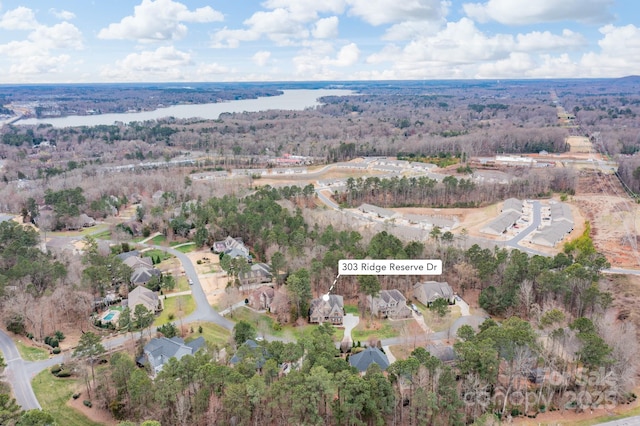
[143,336,204,373]
[349,347,390,372]
[358,203,397,219]
[414,281,454,304]
[116,250,141,261]
[531,221,574,247]
[131,266,161,285]
[481,211,520,235]
[377,289,406,304]
[240,263,272,281]
[502,198,523,214]
[549,202,573,223]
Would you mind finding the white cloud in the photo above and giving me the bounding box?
[213,0,344,48]
[292,41,360,79]
[516,29,587,52]
[262,0,346,21]
[195,62,231,79]
[332,43,360,66]
[101,46,192,81]
[98,0,223,42]
[30,22,84,50]
[0,6,38,30]
[49,8,76,21]
[346,0,449,26]
[10,54,71,76]
[252,51,272,67]
[579,24,640,77]
[313,16,339,39]
[463,0,614,25]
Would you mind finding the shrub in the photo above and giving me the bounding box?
[26,333,34,340]
[168,314,175,321]
[50,365,62,375]
[83,400,92,408]
[55,370,71,378]
[54,330,65,341]
[52,347,61,354]
[198,325,203,334]
[72,393,81,400]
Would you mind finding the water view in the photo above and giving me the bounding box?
[17,89,352,128]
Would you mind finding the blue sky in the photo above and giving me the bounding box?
[0,0,637,83]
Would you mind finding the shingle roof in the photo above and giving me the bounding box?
[349,347,390,372]
[481,211,520,235]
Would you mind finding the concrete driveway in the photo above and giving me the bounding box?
[341,313,359,345]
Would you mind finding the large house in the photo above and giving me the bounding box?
[367,289,413,319]
[309,294,344,325]
[127,285,162,313]
[248,286,275,311]
[413,281,455,306]
[349,347,390,373]
[139,336,205,375]
[239,263,273,286]
[213,236,251,261]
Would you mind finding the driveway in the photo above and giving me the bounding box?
[341,314,359,345]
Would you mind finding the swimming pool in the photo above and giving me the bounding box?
[103,311,116,321]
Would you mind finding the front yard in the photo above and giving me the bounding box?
[32,370,103,426]
[351,319,404,342]
[153,295,196,326]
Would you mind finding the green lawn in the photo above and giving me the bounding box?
[142,248,173,262]
[344,304,359,315]
[231,307,343,342]
[148,234,167,245]
[185,322,231,346]
[352,320,403,342]
[174,243,196,253]
[49,224,109,238]
[154,295,196,325]
[420,303,461,333]
[32,370,103,426]
[91,229,111,240]
[16,341,49,361]
[172,276,190,292]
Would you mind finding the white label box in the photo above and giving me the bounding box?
[338,259,442,276]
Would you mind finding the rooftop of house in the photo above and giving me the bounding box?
[349,347,390,372]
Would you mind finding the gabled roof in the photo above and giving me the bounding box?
[414,281,454,303]
[349,347,390,372]
[128,285,159,312]
[123,256,153,270]
[142,336,204,373]
[481,211,520,235]
[358,203,397,219]
[116,250,141,261]
[131,266,161,284]
[310,295,344,317]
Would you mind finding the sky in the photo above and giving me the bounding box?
[0,0,638,83]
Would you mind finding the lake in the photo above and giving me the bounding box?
[17,89,353,128]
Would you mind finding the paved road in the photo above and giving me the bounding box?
[597,416,640,426]
[151,246,233,330]
[0,330,42,409]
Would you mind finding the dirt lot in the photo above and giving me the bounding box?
[185,250,228,306]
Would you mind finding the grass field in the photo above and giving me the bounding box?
[49,224,110,238]
[344,304,359,315]
[231,307,343,342]
[91,229,111,240]
[419,303,461,333]
[184,321,231,345]
[32,370,103,426]
[154,295,196,326]
[142,249,173,263]
[16,341,49,361]
[351,320,403,342]
[174,243,196,253]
